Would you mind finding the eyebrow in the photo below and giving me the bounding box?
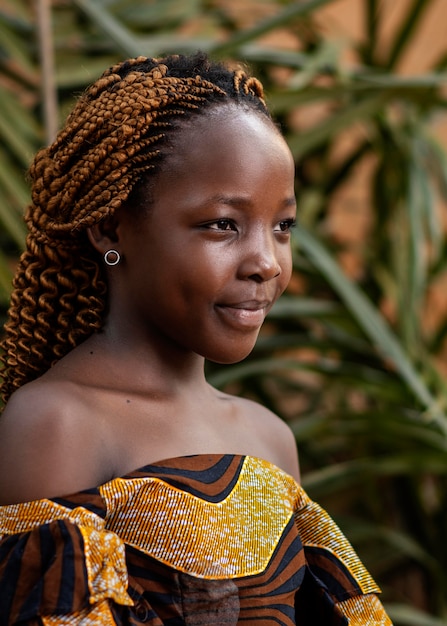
[205,194,297,209]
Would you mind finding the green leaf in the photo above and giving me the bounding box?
[71,0,143,58]
[385,0,435,70]
[386,603,447,626]
[293,226,447,433]
[209,0,338,56]
[0,90,40,168]
[268,296,341,318]
[0,245,14,305]
[286,94,386,158]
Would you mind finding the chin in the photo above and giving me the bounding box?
[198,331,260,365]
[205,346,256,366]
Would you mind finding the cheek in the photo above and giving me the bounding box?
[157,251,227,304]
[183,246,235,286]
[279,247,293,291]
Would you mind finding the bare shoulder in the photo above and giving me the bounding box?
[230,394,300,482]
[0,378,109,505]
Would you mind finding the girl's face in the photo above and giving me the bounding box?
[113,107,296,364]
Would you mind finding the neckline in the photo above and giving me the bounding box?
[108,453,295,484]
[0,455,298,508]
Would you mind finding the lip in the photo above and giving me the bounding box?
[215,300,271,329]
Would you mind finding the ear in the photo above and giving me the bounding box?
[87,214,120,256]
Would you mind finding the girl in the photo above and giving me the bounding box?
[0,53,392,625]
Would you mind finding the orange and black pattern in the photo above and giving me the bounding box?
[0,455,392,625]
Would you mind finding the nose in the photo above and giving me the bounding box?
[237,230,282,283]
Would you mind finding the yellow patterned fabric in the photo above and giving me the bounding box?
[79,525,132,606]
[0,454,392,625]
[41,601,119,625]
[294,489,379,595]
[337,594,393,625]
[0,498,104,533]
[100,456,297,578]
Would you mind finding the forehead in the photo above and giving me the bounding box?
[160,106,294,183]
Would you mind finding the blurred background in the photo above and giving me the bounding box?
[1,0,447,622]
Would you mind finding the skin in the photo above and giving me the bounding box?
[0,106,300,505]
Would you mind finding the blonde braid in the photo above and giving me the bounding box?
[1,54,270,402]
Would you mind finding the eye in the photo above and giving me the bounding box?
[206,219,237,232]
[275,219,296,233]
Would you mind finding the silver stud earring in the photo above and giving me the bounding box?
[104,249,121,266]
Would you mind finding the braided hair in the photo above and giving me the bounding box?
[0,52,271,402]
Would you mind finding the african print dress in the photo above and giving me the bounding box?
[0,454,392,625]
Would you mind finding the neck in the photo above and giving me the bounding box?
[87,319,209,399]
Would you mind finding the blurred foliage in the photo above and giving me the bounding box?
[1,0,447,622]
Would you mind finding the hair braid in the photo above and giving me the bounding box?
[1,52,270,402]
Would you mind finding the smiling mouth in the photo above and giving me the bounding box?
[215,301,270,329]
